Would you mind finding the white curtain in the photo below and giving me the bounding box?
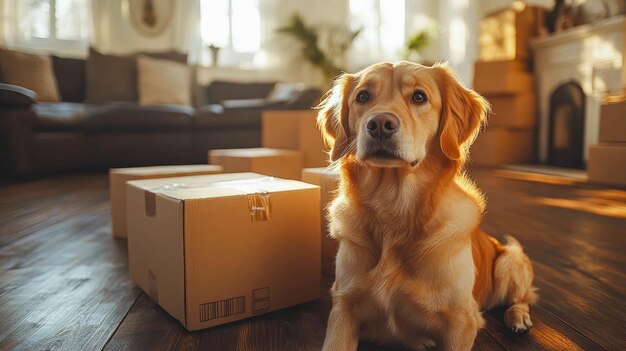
[1,0,93,56]
[1,0,21,48]
[172,0,201,63]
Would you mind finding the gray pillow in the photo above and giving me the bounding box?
[85,48,189,104]
[85,48,137,104]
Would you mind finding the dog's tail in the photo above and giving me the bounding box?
[491,235,539,307]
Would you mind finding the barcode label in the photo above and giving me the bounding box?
[199,296,246,322]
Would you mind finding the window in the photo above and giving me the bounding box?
[349,0,405,66]
[200,0,261,67]
[17,0,90,52]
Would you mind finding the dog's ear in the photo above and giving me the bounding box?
[316,74,355,162]
[435,65,490,161]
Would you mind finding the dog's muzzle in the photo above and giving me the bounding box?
[363,113,402,161]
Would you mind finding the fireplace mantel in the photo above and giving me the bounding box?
[531,16,625,163]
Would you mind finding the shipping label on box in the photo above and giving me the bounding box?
[302,167,340,276]
[109,164,223,238]
[127,173,321,330]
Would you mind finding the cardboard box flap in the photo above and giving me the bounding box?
[128,173,320,201]
[110,164,223,176]
[209,148,300,159]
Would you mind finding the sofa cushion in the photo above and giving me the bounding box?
[137,55,191,106]
[195,105,262,129]
[205,81,276,105]
[83,102,194,132]
[52,56,86,103]
[0,49,60,102]
[85,48,189,104]
[33,103,94,132]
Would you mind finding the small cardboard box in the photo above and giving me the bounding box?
[599,100,626,142]
[109,165,223,238]
[486,93,536,128]
[471,128,535,165]
[302,167,340,276]
[262,110,328,167]
[473,60,534,95]
[209,148,303,180]
[127,173,321,331]
[588,143,626,186]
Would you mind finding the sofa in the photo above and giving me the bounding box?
[0,52,321,178]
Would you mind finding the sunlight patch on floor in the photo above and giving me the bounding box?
[533,197,626,219]
[492,169,579,186]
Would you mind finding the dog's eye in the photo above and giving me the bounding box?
[356,90,370,103]
[411,90,427,104]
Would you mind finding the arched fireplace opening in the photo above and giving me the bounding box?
[548,81,585,169]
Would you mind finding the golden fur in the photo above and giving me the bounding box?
[317,62,537,351]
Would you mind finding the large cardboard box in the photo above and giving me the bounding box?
[471,128,535,165]
[127,173,321,330]
[302,167,340,276]
[486,93,536,128]
[109,165,223,238]
[588,143,626,186]
[262,110,328,167]
[473,60,534,95]
[599,100,626,142]
[208,148,303,180]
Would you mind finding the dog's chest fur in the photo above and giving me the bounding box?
[330,170,482,343]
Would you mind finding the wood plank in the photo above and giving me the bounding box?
[0,175,141,351]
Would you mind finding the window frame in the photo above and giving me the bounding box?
[349,0,406,68]
[200,0,260,67]
[16,0,88,54]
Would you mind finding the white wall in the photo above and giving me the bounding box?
[258,0,350,87]
[91,0,198,55]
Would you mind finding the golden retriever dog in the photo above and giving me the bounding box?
[317,62,537,351]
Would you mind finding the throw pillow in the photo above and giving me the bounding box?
[136,55,191,106]
[85,47,138,104]
[0,49,60,102]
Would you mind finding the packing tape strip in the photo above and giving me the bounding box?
[148,177,275,221]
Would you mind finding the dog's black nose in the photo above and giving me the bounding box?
[366,113,399,141]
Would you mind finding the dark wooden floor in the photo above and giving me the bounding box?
[0,167,624,351]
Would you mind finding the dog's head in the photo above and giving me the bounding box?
[317,62,489,168]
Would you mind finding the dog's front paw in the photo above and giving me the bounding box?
[504,303,533,333]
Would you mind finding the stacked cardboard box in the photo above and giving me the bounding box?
[209,110,327,180]
[114,110,332,331]
[471,5,542,165]
[478,5,543,62]
[471,59,536,165]
[262,110,327,168]
[109,164,223,238]
[301,167,339,276]
[126,172,321,330]
[209,147,303,180]
[588,99,626,186]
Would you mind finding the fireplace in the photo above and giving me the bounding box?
[549,82,585,168]
[531,16,625,166]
